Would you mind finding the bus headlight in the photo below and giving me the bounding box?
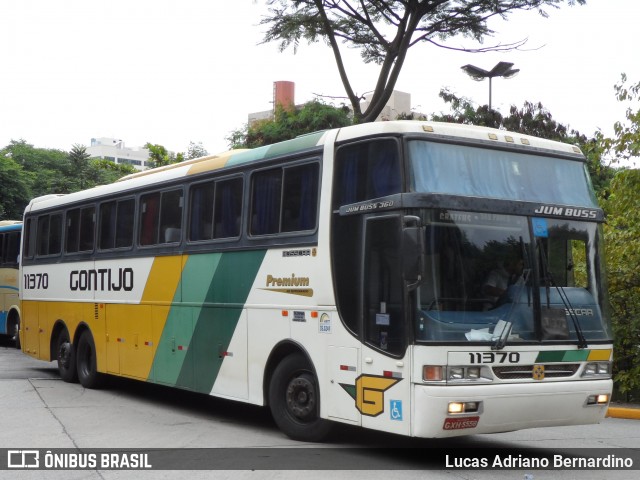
[447,366,492,382]
[582,362,611,377]
[448,401,481,414]
[423,365,492,383]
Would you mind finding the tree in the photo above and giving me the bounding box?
[144,143,185,168]
[227,99,352,148]
[600,169,640,400]
[186,141,209,160]
[0,151,32,219]
[260,0,585,123]
[596,74,640,400]
[69,144,91,190]
[604,73,640,167]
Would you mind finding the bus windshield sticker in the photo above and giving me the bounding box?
[532,217,549,237]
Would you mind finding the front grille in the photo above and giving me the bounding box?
[493,364,580,380]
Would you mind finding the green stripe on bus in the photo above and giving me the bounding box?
[226,132,325,167]
[535,350,590,363]
[177,250,266,392]
[150,250,266,392]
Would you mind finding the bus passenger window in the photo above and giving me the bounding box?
[66,207,95,254]
[213,178,242,239]
[115,199,135,248]
[36,214,62,256]
[140,189,183,246]
[100,199,135,249]
[281,164,318,233]
[140,193,160,246]
[160,189,183,243]
[251,169,282,236]
[334,139,401,207]
[189,182,215,241]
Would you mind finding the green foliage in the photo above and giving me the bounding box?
[227,100,352,149]
[144,143,185,168]
[0,140,136,220]
[69,144,92,190]
[186,141,209,160]
[608,74,640,166]
[600,169,640,399]
[0,149,32,219]
[260,0,585,123]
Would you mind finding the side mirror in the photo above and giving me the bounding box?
[402,216,424,290]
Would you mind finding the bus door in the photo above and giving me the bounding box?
[359,215,411,436]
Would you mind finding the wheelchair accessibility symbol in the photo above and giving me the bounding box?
[390,400,403,421]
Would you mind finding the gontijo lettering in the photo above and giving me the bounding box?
[70,268,134,291]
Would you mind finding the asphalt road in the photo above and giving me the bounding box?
[1,336,638,480]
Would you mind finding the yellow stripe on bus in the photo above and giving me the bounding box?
[587,349,612,361]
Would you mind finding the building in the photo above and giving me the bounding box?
[248,81,297,125]
[87,137,150,171]
[248,81,414,124]
[360,90,412,121]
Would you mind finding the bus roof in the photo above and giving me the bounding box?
[0,220,22,232]
[23,121,583,214]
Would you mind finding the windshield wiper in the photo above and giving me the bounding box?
[492,267,530,350]
[538,239,588,349]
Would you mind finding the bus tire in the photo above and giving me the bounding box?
[76,330,104,389]
[56,329,78,383]
[268,353,332,442]
[8,315,20,350]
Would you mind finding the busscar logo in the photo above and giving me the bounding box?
[533,205,598,219]
[8,450,39,468]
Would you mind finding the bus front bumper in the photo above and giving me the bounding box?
[412,379,612,438]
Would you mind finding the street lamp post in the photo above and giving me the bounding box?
[461,61,519,110]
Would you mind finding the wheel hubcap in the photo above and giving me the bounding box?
[286,374,316,421]
[58,342,71,369]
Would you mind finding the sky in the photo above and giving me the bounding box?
[1,0,638,156]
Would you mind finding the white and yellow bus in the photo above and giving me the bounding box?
[20,121,613,441]
[0,220,22,348]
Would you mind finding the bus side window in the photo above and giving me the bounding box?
[36,214,62,256]
[160,189,183,243]
[251,168,282,236]
[100,199,135,250]
[140,193,160,246]
[334,139,401,207]
[281,164,318,233]
[213,177,243,239]
[66,207,94,254]
[190,182,215,241]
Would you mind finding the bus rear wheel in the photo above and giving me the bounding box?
[8,316,20,350]
[56,329,77,383]
[76,330,104,389]
[268,353,332,442]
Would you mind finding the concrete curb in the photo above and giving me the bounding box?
[607,407,640,420]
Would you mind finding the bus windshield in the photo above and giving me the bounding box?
[407,140,598,207]
[415,210,612,344]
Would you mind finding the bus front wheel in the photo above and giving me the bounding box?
[76,330,104,389]
[268,353,332,442]
[56,329,77,383]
